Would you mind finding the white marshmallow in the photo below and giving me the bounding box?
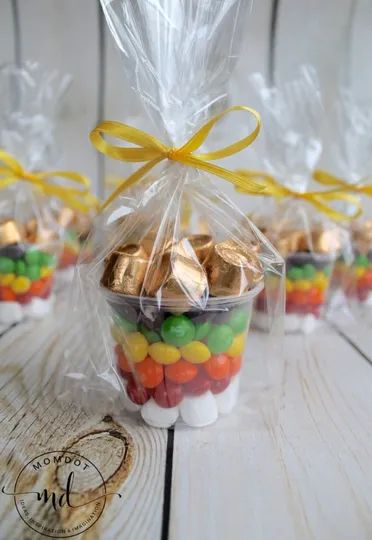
[284,314,302,333]
[180,391,218,427]
[364,292,372,306]
[23,295,55,320]
[253,310,318,335]
[141,398,179,428]
[301,314,318,334]
[252,310,270,332]
[0,302,23,324]
[214,375,240,415]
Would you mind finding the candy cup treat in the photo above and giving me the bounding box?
[236,68,353,333]
[65,0,284,429]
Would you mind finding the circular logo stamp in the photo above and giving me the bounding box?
[7,451,109,538]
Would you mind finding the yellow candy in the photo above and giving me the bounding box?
[285,279,294,293]
[0,273,15,286]
[40,266,53,278]
[313,272,329,291]
[124,332,148,363]
[180,341,211,364]
[295,279,311,292]
[148,342,180,365]
[226,333,246,357]
[111,325,126,344]
[11,276,31,294]
[355,267,366,279]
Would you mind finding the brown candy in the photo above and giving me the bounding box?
[103,244,148,295]
[208,240,263,296]
[162,255,208,300]
[176,234,214,266]
[0,219,23,245]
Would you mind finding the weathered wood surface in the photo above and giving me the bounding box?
[0,295,371,540]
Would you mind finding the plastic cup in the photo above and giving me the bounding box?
[255,252,335,334]
[103,281,264,428]
[0,241,58,327]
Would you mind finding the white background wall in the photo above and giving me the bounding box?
[0,0,371,213]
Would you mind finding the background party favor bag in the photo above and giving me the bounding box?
[240,67,353,334]
[61,0,285,429]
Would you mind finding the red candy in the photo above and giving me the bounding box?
[210,377,230,394]
[127,379,150,405]
[0,286,16,302]
[135,356,164,388]
[17,292,33,305]
[115,344,134,373]
[165,360,198,384]
[153,381,183,408]
[229,355,242,376]
[183,371,211,395]
[203,354,230,380]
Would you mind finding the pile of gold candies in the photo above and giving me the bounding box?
[100,232,264,428]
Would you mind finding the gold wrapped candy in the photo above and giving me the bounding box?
[208,240,263,296]
[0,219,23,245]
[103,244,148,295]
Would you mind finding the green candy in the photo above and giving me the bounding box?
[228,309,249,334]
[302,263,316,280]
[207,324,234,354]
[161,315,195,347]
[25,250,41,265]
[15,260,27,276]
[355,254,369,268]
[39,252,55,267]
[287,267,303,281]
[140,323,161,344]
[194,320,212,341]
[323,265,332,277]
[113,314,137,333]
[0,256,15,274]
[26,265,41,281]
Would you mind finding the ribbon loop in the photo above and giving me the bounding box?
[0,149,98,213]
[90,106,264,212]
[314,169,372,197]
[236,169,362,221]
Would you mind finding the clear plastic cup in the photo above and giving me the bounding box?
[103,282,263,428]
[255,252,335,334]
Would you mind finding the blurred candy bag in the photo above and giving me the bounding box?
[60,0,285,429]
[240,67,354,334]
[0,63,71,326]
[314,93,372,316]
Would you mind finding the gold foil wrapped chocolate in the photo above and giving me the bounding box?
[311,228,341,254]
[208,240,263,296]
[25,218,57,244]
[176,234,213,266]
[353,220,372,254]
[0,219,23,245]
[162,255,208,300]
[103,244,148,295]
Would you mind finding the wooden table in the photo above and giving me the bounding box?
[0,295,371,540]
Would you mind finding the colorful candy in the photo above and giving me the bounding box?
[125,332,148,363]
[161,315,195,347]
[135,356,164,388]
[207,324,234,354]
[148,342,181,364]
[203,353,230,380]
[180,341,210,364]
[165,360,198,384]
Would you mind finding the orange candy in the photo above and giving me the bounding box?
[115,344,134,373]
[0,286,16,302]
[290,290,309,306]
[229,355,242,376]
[307,287,325,306]
[29,279,46,296]
[165,360,198,384]
[135,356,164,388]
[203,354,230,380]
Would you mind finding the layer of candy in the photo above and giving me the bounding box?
[58,229,81,269]
[111,306,249,412]
[332,251,372,303]
[0,246,56,304]
[256,255,332,317]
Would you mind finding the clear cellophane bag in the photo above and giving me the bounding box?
[248,66,352,334]
[0,62,71,324]
[323,93,372,316]
[59,0,285,429]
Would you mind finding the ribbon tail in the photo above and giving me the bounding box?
[100,157,165,212]
[309,196,362,221]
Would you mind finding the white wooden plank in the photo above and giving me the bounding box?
[17,0,100,190]
[0,1,14,65]
[170,327,372,540]
[0,296,167,540]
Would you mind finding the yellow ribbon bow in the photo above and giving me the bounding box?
[90,105,264,212]
[236,169,362,222]
[313,169,372,198]
[0,149,98,213]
